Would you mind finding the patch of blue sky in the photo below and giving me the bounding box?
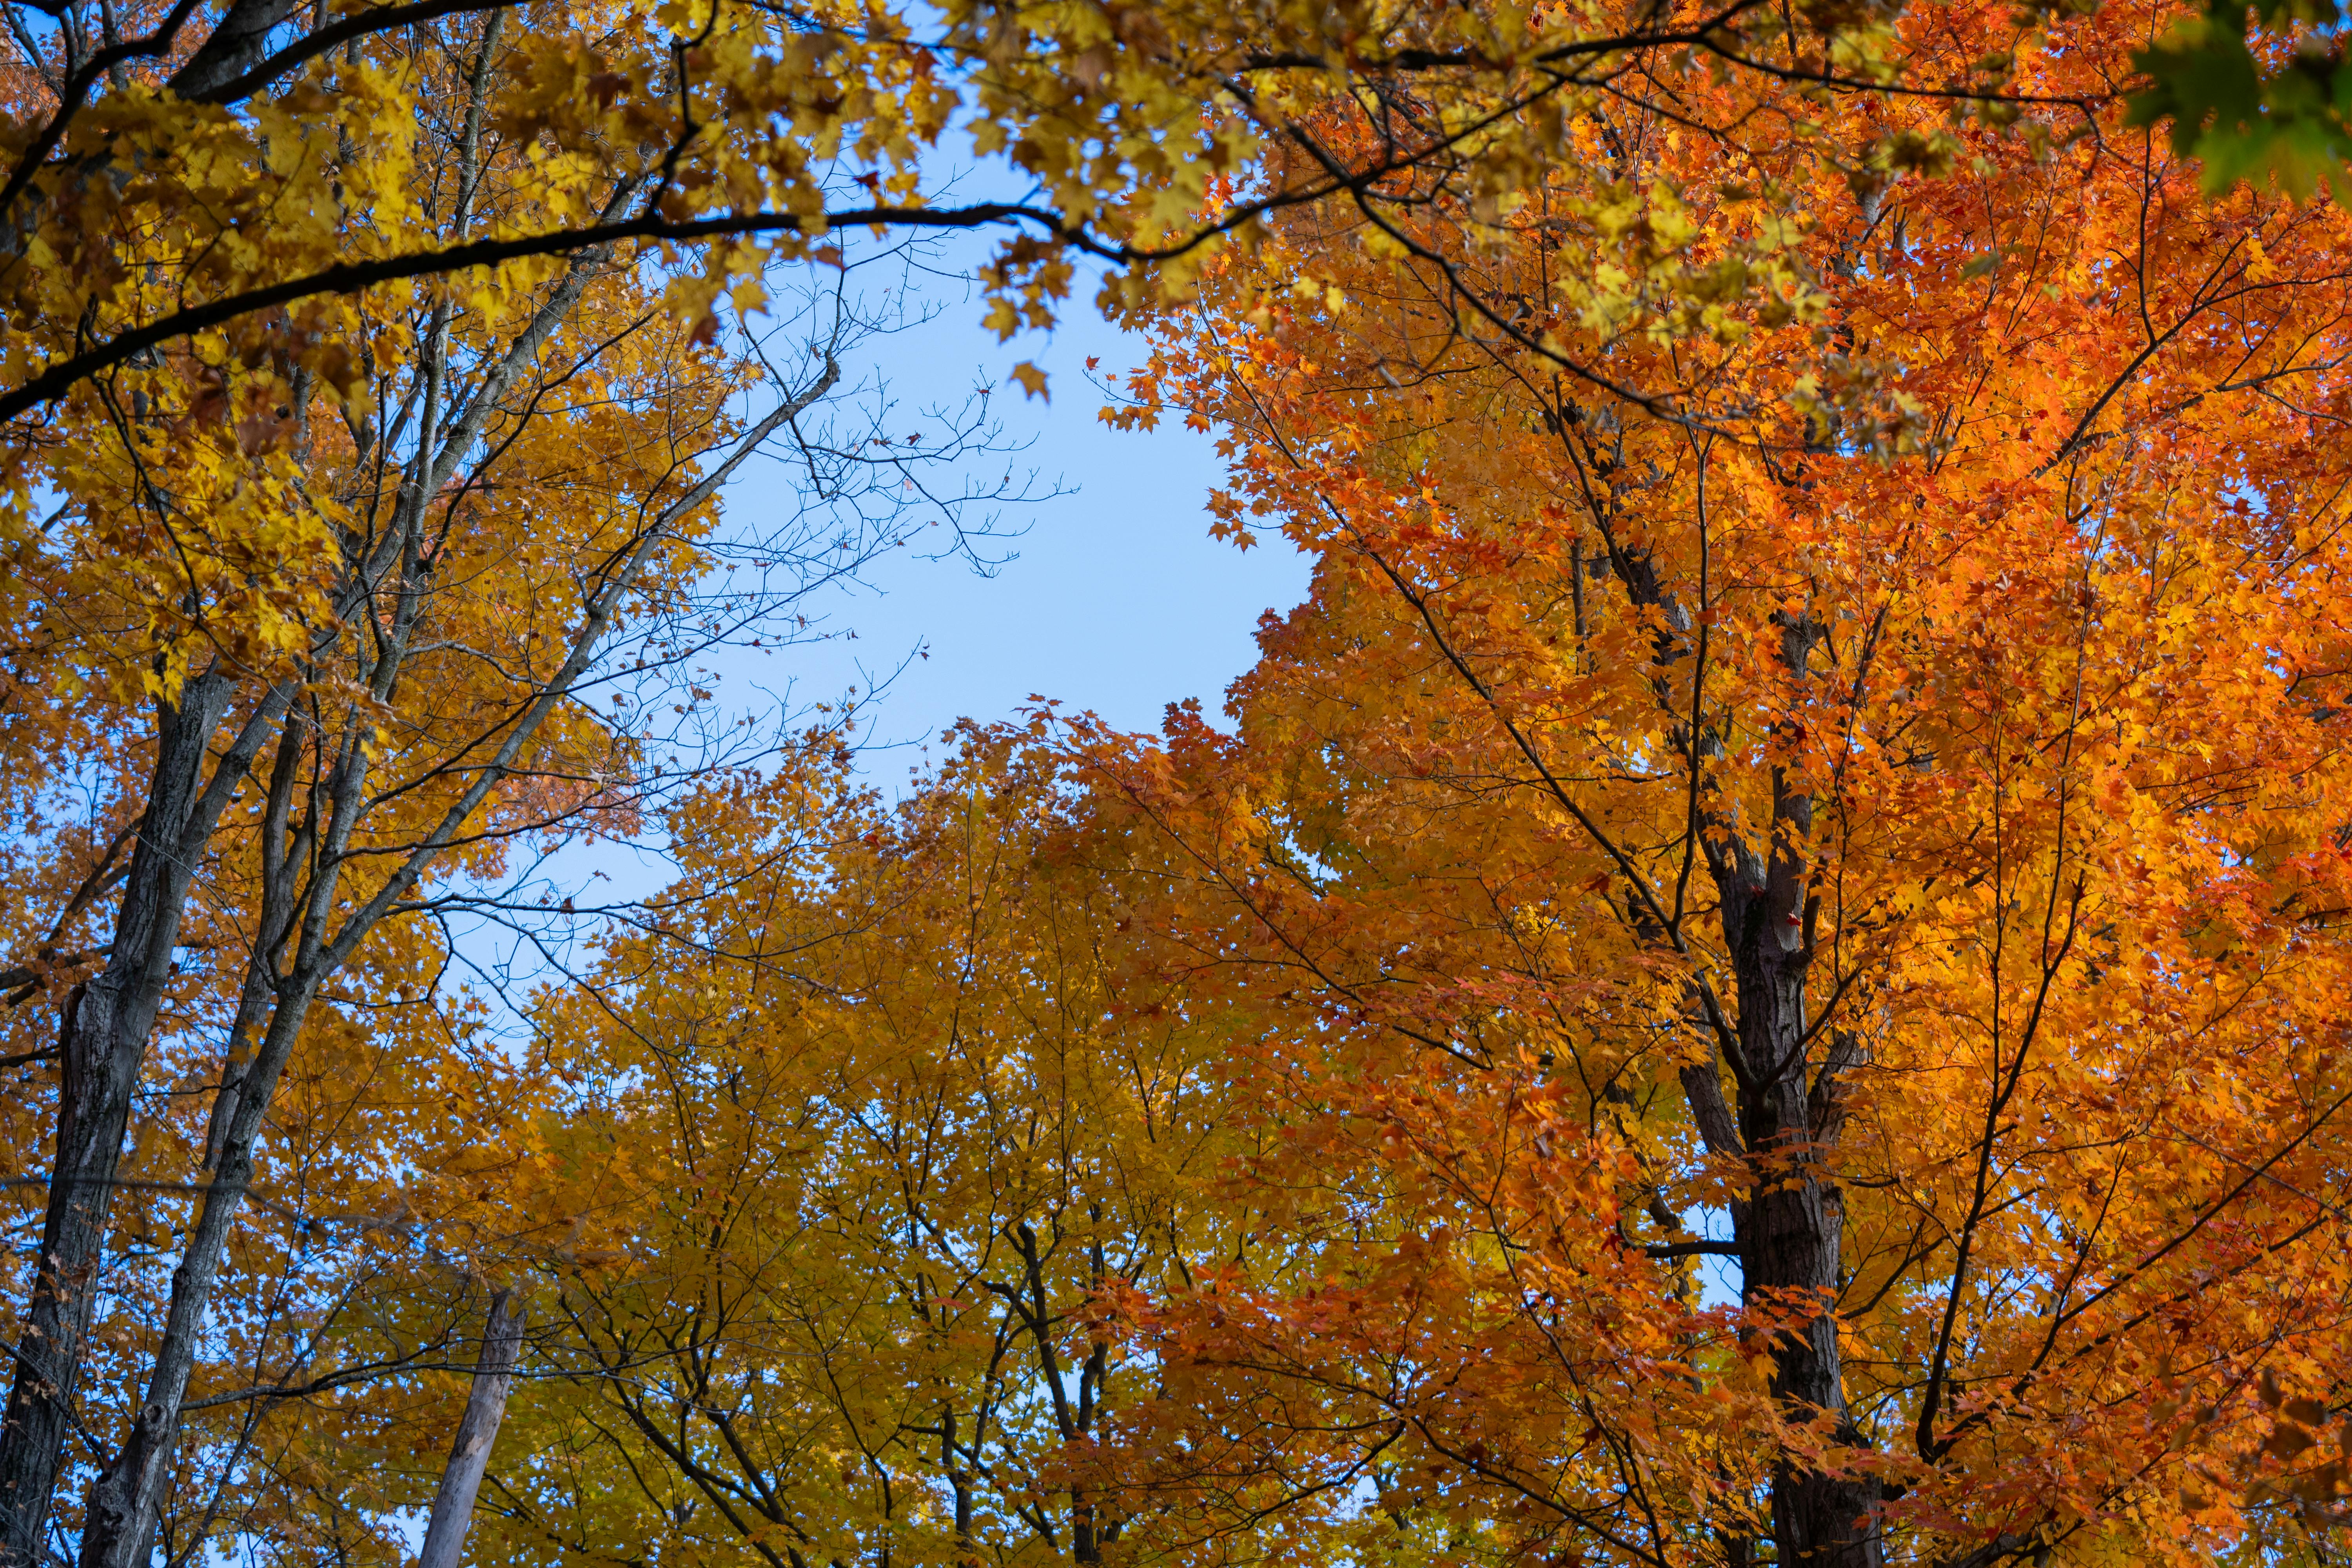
[716,237,1311,779]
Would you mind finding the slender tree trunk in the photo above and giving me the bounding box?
[417,1290,526,1568]
[75,967,325,1568]
[70,364,834,1568]
[0,673,235,1568]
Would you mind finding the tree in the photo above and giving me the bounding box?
[1060,0,2352,1561]
[0,78,1034,1553]
[420,1288,529,1568]
[474,728,1256,1568]
[7,0,2351,1561]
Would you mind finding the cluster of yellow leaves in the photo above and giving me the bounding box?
[0,0,2122,699]
[463,732,1258,1568]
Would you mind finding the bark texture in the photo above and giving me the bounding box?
[417,1290,527,1568]
[0,674,235,1568]
[1717,706,1881,1568]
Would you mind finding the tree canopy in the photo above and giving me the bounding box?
[7,0,2352,1565]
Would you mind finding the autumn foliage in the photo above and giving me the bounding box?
[1063,0,2352,1560]
[8,0,2352,1563]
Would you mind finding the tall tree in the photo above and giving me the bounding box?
[1065,0,2352,1562]
[0,60,1028,1550]
[478,728,1257,1568]
[5,0,2350,1563]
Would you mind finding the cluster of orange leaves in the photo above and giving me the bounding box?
[1040,0,2352,1560]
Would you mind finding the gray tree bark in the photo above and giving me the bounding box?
[417,1290,527,1568]
[0,672,243,1568]
[69,357,836,1568]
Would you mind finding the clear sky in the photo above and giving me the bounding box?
[720,245,1311,777]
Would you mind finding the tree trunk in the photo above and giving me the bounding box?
[0,673,234,1568]
[1595,523,1882,1566]
[1721,771,1883,1568]
[67,367,828,1568]
[76,967,324,1568]
[417,1290,527,1568]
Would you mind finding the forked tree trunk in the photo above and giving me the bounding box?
[1720,773,1882,1568]
[1602,541,1883,1566]
[0,673,237,1568]
[418,1290,527,1568]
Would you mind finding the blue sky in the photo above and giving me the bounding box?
[723,251,1310,775]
